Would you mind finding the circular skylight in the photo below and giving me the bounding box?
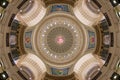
[34,14,87,65]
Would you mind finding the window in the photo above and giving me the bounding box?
[91,71,102,80]
[104,53,112,66]
[8,53,15,66]
[17,71,28,80]
[100,19,109,30]
[103,13,112,26]
[11,20,20,30]
[92,0,102,8]
[17,0,27,9]
[6,33,9,47]
[11,49,20,60]
[8,14,16,27]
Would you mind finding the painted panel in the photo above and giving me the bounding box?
[9,35,17,46]
[88,31,95,49]
[50,5,69,13]
[24,31,32,49]
[103,35,111,45]
[51,68,69,76]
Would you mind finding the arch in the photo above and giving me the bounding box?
[74,53,104,80]
[17,0,46,27]
[73,0,103,26]
[16,53,46,80]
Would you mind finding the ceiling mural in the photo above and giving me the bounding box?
[0,0,120,80]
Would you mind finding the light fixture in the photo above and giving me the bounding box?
[0,0,9,8]
[0,71,9,80]
[2,2,6,6]
[2,74,6,78]
[113,0,117,4]
[110,72,120,80]
[114,75,118,79]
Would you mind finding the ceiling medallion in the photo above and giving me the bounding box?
[47,27,73,53]
[35,15,85,65]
